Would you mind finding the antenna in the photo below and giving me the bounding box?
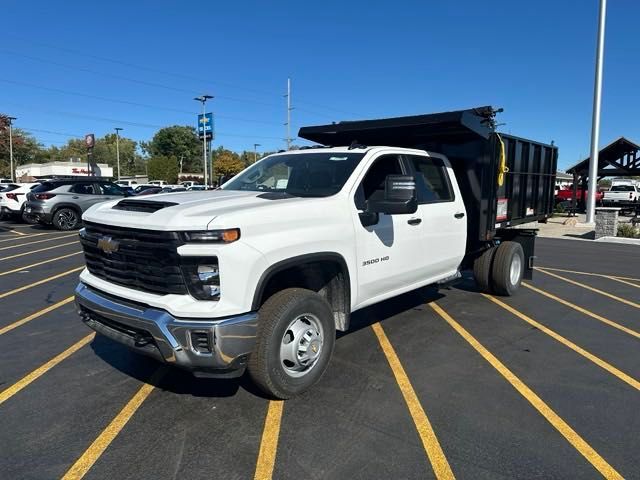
[284,78,293,150]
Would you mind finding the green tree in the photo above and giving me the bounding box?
[147,155,179,184]
[0,116,47,177]
[143,126,201,173]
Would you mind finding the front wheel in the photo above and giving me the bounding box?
[248,288,335,399]
[52,208,80,230]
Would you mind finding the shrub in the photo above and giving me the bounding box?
[617,223,640,239]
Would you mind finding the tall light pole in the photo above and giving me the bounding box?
[194,95,213,187]
[253,143,261,164]
[7,116,16,182]
[114,127,123,181]
[285,78,292,150]
[585,0,607,224]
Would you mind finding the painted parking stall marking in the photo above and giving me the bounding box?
[536,268,640,309]
[372,322,455,480]
[0,296,74,336]
[0,265,83,299]
[522,282,640,339]
[254,401,285,480]
[429,302,624,480]
[0,251,82,276]
[0,239,80,261]
[483,294,640,390]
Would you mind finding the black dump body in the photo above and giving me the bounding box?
[298,106,558,253]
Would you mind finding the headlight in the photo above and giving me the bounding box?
[181,258,221,300]
[182,229,240,243]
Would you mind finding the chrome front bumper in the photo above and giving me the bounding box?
[75,282,258,378]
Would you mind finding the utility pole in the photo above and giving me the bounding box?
[253,143,261,164]
[194,94,213,187]
[285,78,292,150]
[114,127,123,181]
[7,116,16,182]
[585,0,607,224]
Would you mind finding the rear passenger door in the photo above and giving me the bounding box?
[406,154,467,281]
[69,183,105,212]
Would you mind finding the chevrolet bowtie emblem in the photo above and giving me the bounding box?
[97,236,119,254]
[311,344,318,353]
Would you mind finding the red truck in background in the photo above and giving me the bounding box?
[555,186,604,206]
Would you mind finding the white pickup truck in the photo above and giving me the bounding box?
[74,107,557,398]
[603,184,640,207]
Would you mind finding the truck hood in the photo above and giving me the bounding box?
[82,190,316,230]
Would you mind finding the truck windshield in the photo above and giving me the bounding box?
[223,152,365,197]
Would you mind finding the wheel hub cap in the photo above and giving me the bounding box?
[280,314,324,378]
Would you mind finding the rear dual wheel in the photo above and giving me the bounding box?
[473,241,524,296]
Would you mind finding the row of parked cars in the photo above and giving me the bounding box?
[0,178,209,230]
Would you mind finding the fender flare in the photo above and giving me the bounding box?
[251,252,351,321]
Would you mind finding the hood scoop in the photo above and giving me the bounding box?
[112,199,178,213]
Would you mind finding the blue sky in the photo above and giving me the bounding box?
[1,0,638,170]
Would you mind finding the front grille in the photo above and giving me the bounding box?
[81,221,187,295]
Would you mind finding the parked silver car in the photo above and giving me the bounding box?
[24,179,127,230]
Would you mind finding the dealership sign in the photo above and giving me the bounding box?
[197,113,214,140]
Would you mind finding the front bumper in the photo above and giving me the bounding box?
[75,282,258,378]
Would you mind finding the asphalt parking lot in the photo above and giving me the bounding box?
[0,222,638,480]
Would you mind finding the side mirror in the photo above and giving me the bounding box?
[368,175,418,215]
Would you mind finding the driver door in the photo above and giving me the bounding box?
[351,153,425,306]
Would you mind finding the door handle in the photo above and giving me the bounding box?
[454,212,465,219]
[72,196,80,199]
[407,218,422,226]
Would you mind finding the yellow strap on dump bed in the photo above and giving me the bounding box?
[497,134,509,187]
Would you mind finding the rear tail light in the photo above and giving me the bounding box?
[6,193,18,201]
[35,193,56,200]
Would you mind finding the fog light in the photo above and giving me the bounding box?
[197,265,219,282]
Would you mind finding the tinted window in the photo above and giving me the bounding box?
[355,154,403,209]
[70,183,98,195]
[98,183,125,195]
[0,184,20,192]
[224,152,365,198]
[408,155,454,203]
[32,182,63,193]
[611,185,635,192]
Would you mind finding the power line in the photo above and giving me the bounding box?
[0,45,365,120]
[0,78,282,126]
[2,35,280,98]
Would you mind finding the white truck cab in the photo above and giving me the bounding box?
[75,107,556,398]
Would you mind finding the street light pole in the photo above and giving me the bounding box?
[7,116,16,182]
[585,0,607,224]
[114,127,123,181]
[194,95,214,187]
[253,143,261,164]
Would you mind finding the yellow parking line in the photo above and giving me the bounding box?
[0,333,95,406]
[483,295,640,391]
[523,283,640,340]
[254,401,285,480]
[0,233,77,251]
[605,276,640,290]
[61,369,164,480]
[10,229,28,236]
[536,268,640,310]
[538,266,640,283]
[0,296,75,336]
[0,232,50,243]
[371,322,455,480]
[429,302,623,480]
[0,240,79,261]
[0,266,84,299]
[0,251,83,276]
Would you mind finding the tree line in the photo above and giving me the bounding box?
[0,117,266,183]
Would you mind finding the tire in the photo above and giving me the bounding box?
[473,246,497,293]
[52,208,81,230]
[248,288,335,399]
[491,241,525,296]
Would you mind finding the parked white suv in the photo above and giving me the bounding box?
[0,183,40,220]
